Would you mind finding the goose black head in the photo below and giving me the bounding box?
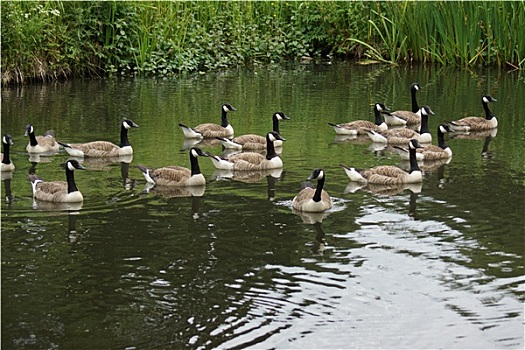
[190,147,207,158]
[222,103,237,112]
[409,139,423,149]
[307,168,325,181]
[123,119,139,129]
[482,95,497,103]
[267,131,284,142]
[274,112,291,121]
[24,124,34,136]
[2,134,13,145]
[420,106,435,116]
[438,124,452,134]
[65,159,87,171]
[411,83,421,91]
[375,103,390,113]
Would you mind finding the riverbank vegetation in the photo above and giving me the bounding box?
[2,1,524,85]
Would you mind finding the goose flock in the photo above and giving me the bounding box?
[0,85,499,215]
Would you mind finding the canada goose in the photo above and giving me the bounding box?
[1,134,15,172]
[24,125,59,153]
[137,147,207,187]
[58,119,139,157]
[341,139,423,184]
[179,103,237,139]
[384,83,421,126]
[448,95,498,132]
[328,103,393,135]
[394,124,453,161]
[217,112,290,149]
[367,106,434,144]
[207,131,283,171]
[27,159,86,202]
[292,168,332,212]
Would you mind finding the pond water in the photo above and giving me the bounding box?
[1,63,524,349]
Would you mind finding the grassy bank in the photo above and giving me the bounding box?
[1,1,524,85]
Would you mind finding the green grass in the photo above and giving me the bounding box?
[1,1,524,85]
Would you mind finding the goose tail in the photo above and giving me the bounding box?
[367,130,388,143]
[27,174,44,196]
[137,165,156,184]
[340,164,366,182]
[179,123,203,139]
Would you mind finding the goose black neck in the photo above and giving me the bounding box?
[374,107,383,126]
[28,131,38,146]
[266,137,278,160]
[2,141,11,164]
[272,115,280,133]
[437,129,447,149]
[190,153,201,176]
[483,101,495,120]
[120,124,131,147]
[221,109,229,128]
[411,88,419,113]
[313,176,325,202]
[409,147,421,173]
[420,113,430,134]
[66,168,79,193]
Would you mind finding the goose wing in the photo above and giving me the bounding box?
[67,141,120,157]
[36,181,68,194]
[195,123,231,138]
[389,111,420,124]
[232,134,266,149]
[362,165,407,179]
[35,135,59,150]
[151,167,191,186]
[229,152,268,170]
[450,116,490,129]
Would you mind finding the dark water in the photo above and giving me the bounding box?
[1,63,524,349]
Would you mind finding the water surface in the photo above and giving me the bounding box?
[1,63,524,349]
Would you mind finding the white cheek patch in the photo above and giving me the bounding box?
[2,136,6,144]
[439,125,447,133]
[123,121,131,129]
[482,96,489,103]
[191,149,199,158]
[318,170,324,179]
[268,134,277,142]
[67,162,76,171]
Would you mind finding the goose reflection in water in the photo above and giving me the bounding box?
[70,155,137,190]
[1,172,14,205]
[292,209,331,255]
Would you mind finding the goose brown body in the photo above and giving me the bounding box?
[179,103,236,139]
[28,159,86,202]
[342,139,423,184]
[292,169,332,212]
[137,148,206,187]
[328,103,389,135]
[59,119,139,157]
[208,132,283,171]
[384,83,421,126]
[448,95,498,132]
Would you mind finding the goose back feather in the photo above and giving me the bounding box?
[368,106,434,144]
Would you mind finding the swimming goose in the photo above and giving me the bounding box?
[448,95,498,132]
[292,168,333,212]
[137,147,207,187]
[217,112,290,149]
[207,131,283,171]
[1,134,15,172]
[341,139,423,184]
[367,106,434,144]
[394,124,453,161]
[179,103,237,139]
[328,103,393,135]
[28,159,86,202]
[384,83,421,125]
[25,125,59,153]
[58,119,139,157]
